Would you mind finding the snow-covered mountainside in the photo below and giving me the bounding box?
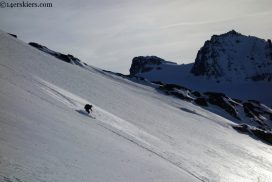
[130,30,272,82]
[126,31,272,145]
[21,38,272,145]
[151,83,272,144]
[1,30,272,182]
[128,31,272,105]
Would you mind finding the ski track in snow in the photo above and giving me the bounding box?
[36,78,205,181]
[1,31,272,182]
[0,69,198,182]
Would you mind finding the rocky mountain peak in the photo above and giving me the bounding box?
[190,30,272,81]
[129,56,173,75]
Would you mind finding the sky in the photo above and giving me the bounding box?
[1,0,272,73]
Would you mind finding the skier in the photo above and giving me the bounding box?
[84,104,93,114]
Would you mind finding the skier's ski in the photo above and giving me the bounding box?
[76,109,96,119]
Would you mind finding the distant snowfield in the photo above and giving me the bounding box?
[0,31,272,182]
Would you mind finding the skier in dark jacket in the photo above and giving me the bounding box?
[84,104,93,114]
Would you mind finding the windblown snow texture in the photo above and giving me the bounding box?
[1,30,272,182]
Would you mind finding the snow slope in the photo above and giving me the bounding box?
[1,31,272,182]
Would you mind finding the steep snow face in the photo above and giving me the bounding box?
[1,31,272,182]
[30,33,272,143]
[0,31,198,182]
[191,30,272,82]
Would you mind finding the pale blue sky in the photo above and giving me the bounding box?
[1,0,272,73]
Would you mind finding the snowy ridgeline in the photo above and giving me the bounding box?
[130,30,272,83]
[27,31,272,139]
[129,30,272,105]
[1,30,272,182]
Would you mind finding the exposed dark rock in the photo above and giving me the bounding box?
[192,91,201,97]
[190,39,224,78]
[242,101,272,128]
[171,91,193,102]
[151,81,164,85]
[224,30,241,36]
[8,33,17,38]
[233,98,242,103]
[204,92,239,119]
[251,129,272,145]
[267,40,272,63]
[268,39,272,45]
[29,42,83,66]
[194,97,208,106]
[132,76,146,81]
[157,83,192,101]
[232,124,249,133]
[228,100,238,107]
[129,56,167,75]
[190,30,272,82]
[204,92,226,98]
[243,102,261,118]
[232,124,272,145]
[159,83,191,92]
[29,42,43,49]
[102,70,127,77]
